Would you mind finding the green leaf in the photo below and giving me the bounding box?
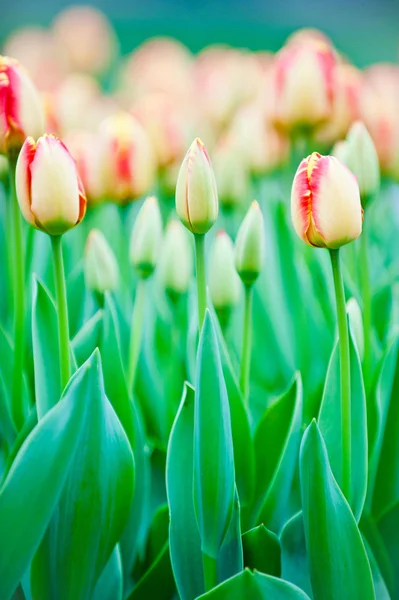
[242,524,281,577]
[71,309,103,367]
[31,277,61,418]
[363,537,391,600]
[360,513,395,599]
[318,325,367,520]
[93,546,123,600]
[166,383,204,600]
[31,349,135,600]
[196,569,311,599]
[216,490,243,583]
[300,420,375,600]
[194,310,235,559]
[0,354,99,600]
[251,373,302,531]
[377,500,399,599]
[280,512,312,598]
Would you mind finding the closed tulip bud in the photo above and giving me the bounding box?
[0,56,45,155]
[84,229,119,294]
[16,134,86,235]
[97,112,156,204]
[159,219,193,299]
[129,196,163,279]
[209,231,240,312]
[342,121,380,205]
[291,152,362,249]
[213,136,249,209]
[235,201,265,286]
[273,39,337,131]
[175,138,218,234]
[332,139,349,163]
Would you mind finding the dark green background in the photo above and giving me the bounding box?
[1,0,399,66]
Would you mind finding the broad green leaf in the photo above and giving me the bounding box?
[216,490,243,583]
[318,326,367,520]
[300,421,375,600]
[280,512,312,598]
[71,309,103,367]
[194,310,235,559]
[166,383,204,600]
[31,349,135,600]
[31,278,61,418]
[101,293,150,580]
[0,372,16,451]
[242,524,281,577]
[93,546,123,600]
[377,501,399,599]
[360,513,395,600]
[0,355,98,600]
[363,537,391,600]
[251,373,302,531]
[196,569,311,599]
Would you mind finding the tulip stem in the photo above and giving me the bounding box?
[51,235,71,392]
[240,284,253,406]
[127,278,146,394]
[330,248,351,502]
[9,153,25,430]
[202,552,218,592]
[194,234,207,331]
[360,228,372,393]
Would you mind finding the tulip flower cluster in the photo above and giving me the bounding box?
[0,7,399,600]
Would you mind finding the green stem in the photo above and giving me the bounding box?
[9,154,25,430]
[240,284,253,405]
[360,228,372,393]
[330,249,351,501]
[127,278,146,394]
[194,233,207,331]
[202,552,218,592]
[51,235,71,392]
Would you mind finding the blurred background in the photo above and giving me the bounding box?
[1,0,399,65]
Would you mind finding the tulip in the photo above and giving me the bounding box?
[128,196,163,393]
[273,39,337,131]
[175,137,218,235]
[16,134,87,236]
[291,152,362,249]
[209,231,240,327]
[0,56,45,155]
[341,121,380,206]
[159,220,193,301]
[84,229,119,295]
[213,136,249,209]
[235,201,265,286]
[176,137,218,330]
[97,112,156,204]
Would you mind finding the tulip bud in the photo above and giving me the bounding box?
[273,39,337,131]
[84,229,119,294]
[291,152,363,249]
[16,134,87,235]
[235,201,265,286]
[331,139,349,163]
[159,219,193,300]
[129,196,163,279]
[175,138,218,234]
[0,56,45,155]
[213,136,249,209]
[209,231,240,313]
[346,297,364,361]
[97,112,156,204]
[341,121,380,205]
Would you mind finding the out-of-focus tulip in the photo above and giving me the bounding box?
[213,135,250,209]
[159,219,193,299]
[315,63,362,146]
[97,112,156,204]
[16,134,86,235]
[235,201,265,286]
[291,152,362,249]
[339,121,380,205]
[0,56,45,155]
[130,196,163,279]
[63,131,103,205]
[84,229,119,294]
[175,138,218,234]
[273,38,337,131]
[52,6,116,75]
[209,231,240,312]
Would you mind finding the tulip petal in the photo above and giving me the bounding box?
[15,136,37,228]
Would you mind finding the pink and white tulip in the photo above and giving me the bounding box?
[291,152,362,249]
[16,134,86,235]
[0,56,44,154]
